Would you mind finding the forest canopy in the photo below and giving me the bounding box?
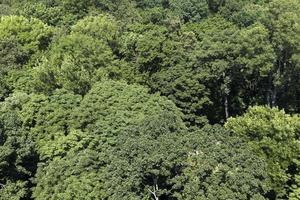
[0,0,299,199]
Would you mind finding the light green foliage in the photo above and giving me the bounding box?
[14,2,67,26]
[71,14,119,46]
[33,33,118,95]
[225,106,300,198]
[12,0,112,26]
[32,150,106,200]
[0,181,28,200]
[39,129,91,161]
[289,159,300,200]
[19,90,82,159]
[74,80,186,137]
[0,15,53,55]
[0,16,53,98]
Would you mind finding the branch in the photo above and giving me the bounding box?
[148,187,159,200]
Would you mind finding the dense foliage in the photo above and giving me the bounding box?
[0,0,299,199]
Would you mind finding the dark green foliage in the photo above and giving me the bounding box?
[150,63,211,127]
[0,95,37,199]
[32,124,269,199]
[0,3,11,16]
[120,24,212,126]
[0,37,27,99]
[176,125,269,200]
[169,0,209,22]
[183,16,275,122]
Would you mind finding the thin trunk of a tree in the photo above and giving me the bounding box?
[271,87,277,107]
[224,95,229,119]
[267,72,273,107]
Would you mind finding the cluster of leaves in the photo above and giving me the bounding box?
[0,0,299,199]
[226,106,300,198]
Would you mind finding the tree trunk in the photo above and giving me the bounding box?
[266,73,273,107]
[224,95,229,119]
[271,87,277,107]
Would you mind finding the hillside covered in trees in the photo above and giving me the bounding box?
[0,0,299,199]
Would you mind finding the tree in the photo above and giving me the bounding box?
[261,0,300,110]
[289,158,300,200]
[71,14,119,48]
[32,80,187,199]
[169,0,209,22]
[175,125,269,200]
[183,16,274,122]
[0,93,38,200]
[134,0,167,8]
[0,37,28,100]
[13,2,67,26]
[86,116,186,199]
[33,33,119,95]
[73,80,186,136]
[32,88,269,199]
[120,23,212,127]
[0,15,53,56]
[225,2,268,27]
[18,90,82,160]
[120,23,169,76]
[149,62,211,127]
[32,149,106,200]
[0,16,53,98]
[225,106,300,198]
